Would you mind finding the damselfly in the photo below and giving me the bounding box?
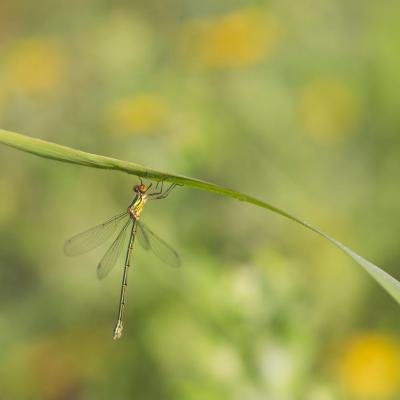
[64,181,180,339]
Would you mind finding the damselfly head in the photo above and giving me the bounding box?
[134,183,148,194]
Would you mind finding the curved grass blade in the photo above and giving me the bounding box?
[1,128,399,304]
[137,221,181,268]
[64,212,129,256]
[97,219,132,280]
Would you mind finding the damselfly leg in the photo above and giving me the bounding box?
[148,182,179,200]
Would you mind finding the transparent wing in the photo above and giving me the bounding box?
[97,219,133,280]
[136,222,150,250]
[137,221,181,268]
[64,212,129,256]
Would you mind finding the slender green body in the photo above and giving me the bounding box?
[64,181,180,340]
[113,192,148,340]
[112,222,136,339]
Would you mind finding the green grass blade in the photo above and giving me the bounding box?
[1,128,399,304]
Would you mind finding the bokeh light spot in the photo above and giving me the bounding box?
[300,79,361,142]
[340,333,400,397]
[181,8,280,69]
[5,38,66,93]
[105,94,168,135]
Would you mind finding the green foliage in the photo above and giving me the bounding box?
[1,128,399,304]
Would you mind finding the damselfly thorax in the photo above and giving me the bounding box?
[128,192,148,220]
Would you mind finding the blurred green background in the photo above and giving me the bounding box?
[0,1,399,399]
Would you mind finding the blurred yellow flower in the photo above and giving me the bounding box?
[181,8,280,68]
[300,79,361,142]
[5,38,65,93]
[105,94,168,135]
[340,333,400,398]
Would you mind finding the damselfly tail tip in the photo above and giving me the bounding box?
[113,320,123,340]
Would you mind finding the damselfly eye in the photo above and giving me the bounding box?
[139,184,147,193]
[133,185,139,192]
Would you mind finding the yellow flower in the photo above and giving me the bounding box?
[5,38,65,93]
[181,8,280,68]
[299,79,361,142]
[105,94,168,135]
[340,333,400,398]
